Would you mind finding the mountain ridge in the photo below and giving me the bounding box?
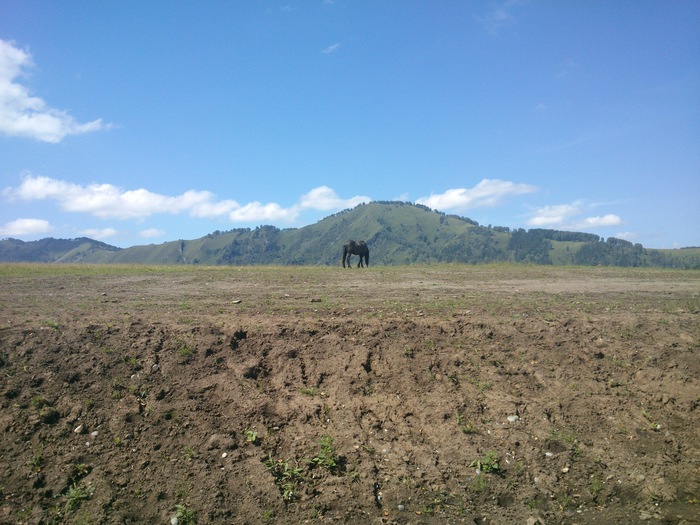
[1,202,698,268]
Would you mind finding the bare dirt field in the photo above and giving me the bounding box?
[1,264,699,525]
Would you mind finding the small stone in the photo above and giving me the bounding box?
[507,415,520,423]
[398,504,405,511]
[90,431,99,438]
[545,452,554,458]
[639,510,653,521]
[74,424,84,434]
[221,452,227,458]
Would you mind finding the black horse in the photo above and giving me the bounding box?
[341,240,369,268]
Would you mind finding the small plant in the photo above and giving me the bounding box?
[113,436,123,447]
[111,378,125,400]
[264,456,305,502]
[310,435,341,473]
[64,482,95,512]
[72,463,90,480]
[641,408,661,430]
[550,429,576,444]
[470,451,500,474]
[557,494,572,511]
[176,338,194,363]
[178,345,193,362]
[174,503,197,525]
[461,422,479,435]
[611,355,625,367]
[46,320,60,330]
[471,475,488,493]
[300,386,318,396]
[31,395,51,410]
[245,429,260,445]
[31,447,44,471]
[589,475,604,497]
[184,446,197,461]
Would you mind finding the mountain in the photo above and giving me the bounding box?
[0,237,122,263]
[1,202,699,268]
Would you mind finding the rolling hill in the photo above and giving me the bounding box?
[1,202,698,268]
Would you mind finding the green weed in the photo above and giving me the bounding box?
[264,456,305,502]
[300,386,318,396]
[470,451,499,474]
[64,482,95,513]
[310,435,341,473]
[174,504,197,525]
[31,447,44,471]
[590,475,604,497]
[245,429,260,445]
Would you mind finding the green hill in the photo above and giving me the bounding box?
[1,202,698,268]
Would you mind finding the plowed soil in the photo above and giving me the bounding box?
[1,264,699,525]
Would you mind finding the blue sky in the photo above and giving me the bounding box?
[1,1,698,249]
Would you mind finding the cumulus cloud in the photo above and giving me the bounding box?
[416,179,537,212]
[580,214,622,227]
[0,39,109,143]
[3,173,371,225]
[299,186,370,211]
[526,202,622,230]
[80,227,118,240]
[526,203,581,227]
[0,217,52,236]
[229,201,299,223]
[3,174,220,219]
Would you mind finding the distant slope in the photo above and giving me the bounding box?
[1,203,699,268]
[0,237,122,263]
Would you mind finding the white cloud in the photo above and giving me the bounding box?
[615,231,637,241]
[3,174,372,226]
[0,39,109,143]
[0,217,52,236]
[580,214,621,227]
[416,179,537,212]
[3,174,229,220]
[526,203,581,227]
[526,202,622,230]
[140,228,165,238]
[229,201,299,223]
[475,0,525,35]
[299,186,370,211]
[322,43,340,54]
[80,227,118,240]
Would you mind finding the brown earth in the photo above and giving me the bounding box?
[0,264,699,525]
